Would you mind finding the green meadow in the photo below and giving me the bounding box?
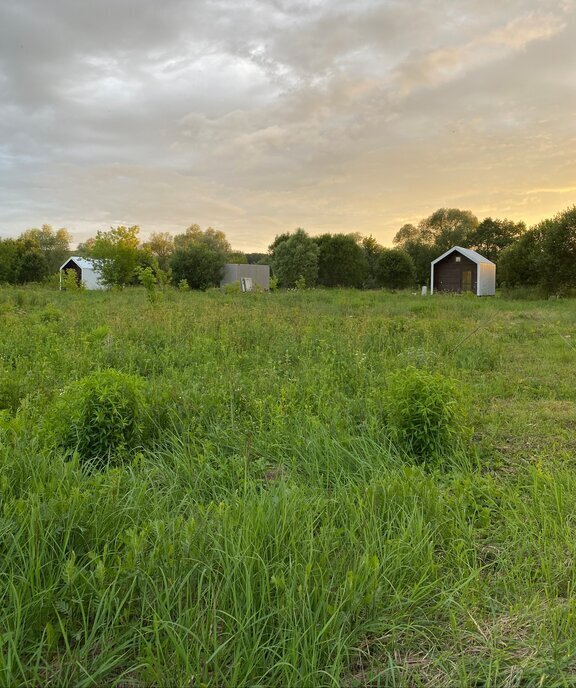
[1,286,576,687]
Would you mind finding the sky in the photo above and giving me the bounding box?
[1,0,575,251]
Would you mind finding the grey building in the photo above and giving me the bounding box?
[221,263,270,291]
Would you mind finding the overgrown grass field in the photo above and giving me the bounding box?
[1,287,576,687]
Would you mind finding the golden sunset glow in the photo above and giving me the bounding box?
[1,0,575,249]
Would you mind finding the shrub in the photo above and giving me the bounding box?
[384,366,469,465]
[51,370,150,467]
[61,268,85,291]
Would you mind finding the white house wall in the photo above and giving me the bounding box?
[477,263,496,296]
[82,268,105,290]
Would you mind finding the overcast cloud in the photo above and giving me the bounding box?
[1,0,575,249]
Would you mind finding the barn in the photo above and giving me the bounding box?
[220,263,270,291]
[59,256,105,290]
[431,246,495,296]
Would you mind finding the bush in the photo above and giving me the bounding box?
[51,370,150,467]
[384,366,469,465]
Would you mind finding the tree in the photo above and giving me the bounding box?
[401,240,437,286]
[470,217,525,263]
[375,248,416,289]
[314,233,368,288]
[142,232,174,269]
[20,224,71,274]
[269,228,319,288]
[361,235,384,288]
[174,224,231,255]
[170,243,226,290]
[91,225,141,286]
[498,225,547,288]
[16,243,49,283]
[539,206,576,294]
[419,208,479,253]
[393,223,421,246]
[246,252,268,265]
[0,239,20,283]
[227,251,248,264]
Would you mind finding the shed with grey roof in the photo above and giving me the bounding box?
[431,246,495,296]
[59,256,105,290]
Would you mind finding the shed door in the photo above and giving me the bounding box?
[462,270,472,292]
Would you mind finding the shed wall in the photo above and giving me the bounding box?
[82,268,105,290]
[477,262,496,296]
[432,254,477,293]
[221,264,270,290]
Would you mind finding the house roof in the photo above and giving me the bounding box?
[431,246,495,266]
[60,256,100,271]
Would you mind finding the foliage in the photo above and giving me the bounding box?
[361,235,384,288]
[498,225,546,289]
[50,369,149,467]
[420,208,479,253]
[228,251,248,264]
[142,232,174,269]
[401,240,436,286]
[170,242,226,290]
[15,243,49,283]
[376,248,416,289]
[19,224,71,274]
[314,233,368,288]
[1,287,576,684]
[135,265,160,303]
[539,205,576,295]
[471,217,525,263]
[384,367,469,464]
[269,228,319,288]
[91,225,142,287]
[0,238,20,283]
[61,268,85,291]
[173,224,231,255]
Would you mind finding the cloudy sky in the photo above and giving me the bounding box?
[1,0,575,250]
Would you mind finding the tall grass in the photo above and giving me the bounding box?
[1,286,576,685]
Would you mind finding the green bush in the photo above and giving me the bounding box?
[51,369,150,467]
[384,366,469,464]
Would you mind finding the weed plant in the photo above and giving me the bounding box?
[0,286,576,685]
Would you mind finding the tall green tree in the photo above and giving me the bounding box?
[419,208,479,253]
[15,238,49,283]
[142,232,174,270]
[498,225,547,288]
[361,235,384,288]
[269,228,319,288]
[314,233,368,288]
[539,206,576,294]
[20,224,71,274]
[174,224,231,255]
[0,239,20,283]
[471,217,525,263]
[92,225,141,286]
[376,248,416,289]
[170,243,226,290]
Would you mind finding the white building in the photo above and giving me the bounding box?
[59,256,105,290]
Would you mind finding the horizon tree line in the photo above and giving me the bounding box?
[1,204,575,294]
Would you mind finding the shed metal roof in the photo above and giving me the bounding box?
[60,256,100,271]
[431,246,494,266]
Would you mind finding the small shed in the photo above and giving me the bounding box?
[220,263,270,291]
[59,256,105,290]
[431,246,495,296]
